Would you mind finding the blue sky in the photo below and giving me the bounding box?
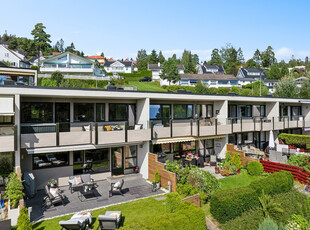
[1,0,309,61]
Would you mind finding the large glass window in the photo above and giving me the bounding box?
[173,104,193,119]
[109,104,128,121]
[291,106,301,120]
[74,103,94,122]
[33,152,69,170]
[55,103,70,123]
[154,143,171,154]
[150,104,171,120]
[206,104,213,118]
[0,116,13,124]
[179,141,196,154]
[238,105,252,117]
[125,146,137,169]
[196,104,202,119]
[96,103,105,122]
[21,102,53,123]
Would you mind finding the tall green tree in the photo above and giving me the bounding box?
[261,46,276,67]
[208,48,222,65]
[8,36,18,50]
[31,23,51,55]
[253,49,261,67]
[237,47,245,64]
[55,38,64,53]
[149,49,159,64]
[65,42,75,52]
[158,51,165,64]
[274,77,299,98]
[160,58,180,85]
[181,50,195,73]
[246,59,258,68]
[100,52,104,57]
[136,49,148,70]
[300,78,310,99]
[220,44,238,74]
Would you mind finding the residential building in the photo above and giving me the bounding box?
[0,63,37,86]
[288,66,306,73]
[0,85,309,189]
[196,64,225,75]
[104,60,134,73]
[0,45,31,68]
[178,74,238,88]
[28,56,46,66]
[87,55,106,65]
[148,63,185,81]
[237,67,267,86]
[264,79,279,93]
[39,51,105,76]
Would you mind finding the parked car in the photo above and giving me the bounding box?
[139,76,152,82]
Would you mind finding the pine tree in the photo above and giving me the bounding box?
[149,49,158,64]
[158,51,165,64]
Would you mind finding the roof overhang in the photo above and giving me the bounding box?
[152,135,225,145]
[26,144,96,154]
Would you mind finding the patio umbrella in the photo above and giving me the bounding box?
[269,130,275,149]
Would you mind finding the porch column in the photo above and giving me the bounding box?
[14,94,21,172]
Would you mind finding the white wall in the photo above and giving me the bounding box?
[136,98,150,129]
[138,141,150,179]
[0,45,21,67]
[214,100,228,124]
[215,137,228,159]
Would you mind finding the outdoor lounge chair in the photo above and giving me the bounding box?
[44,185,65,207]
[97,211,122,230]
[109,179,124,197]
[59,219,87,230]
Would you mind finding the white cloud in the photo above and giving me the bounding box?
[275,47,294,60]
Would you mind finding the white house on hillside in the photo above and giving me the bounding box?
[148,63,185,80]
[237,67,267,86]
[0,45,31,68]
[39,52,105,76]
[196,64,225,75]
[104,60,133,73]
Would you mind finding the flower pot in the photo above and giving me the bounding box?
[237,168,241,174]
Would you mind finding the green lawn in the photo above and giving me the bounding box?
[218,170,262,191]
[126,81,167,92]
[31,196,166,230]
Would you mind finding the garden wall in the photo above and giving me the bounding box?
[181,194,201,207]
[260,160,310,185]
[148,153,177,192]
[226,144,259,166]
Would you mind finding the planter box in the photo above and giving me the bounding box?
[8,200,20,226]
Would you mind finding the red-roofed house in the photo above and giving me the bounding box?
[87,55,106,65]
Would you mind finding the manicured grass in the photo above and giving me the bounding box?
[31,196,167,230]
[126,81,167,92]
[218,170,262,191]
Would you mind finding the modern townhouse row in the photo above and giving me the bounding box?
[0,82,309,189]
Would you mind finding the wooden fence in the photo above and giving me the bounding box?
[226,144,259,166]
[148,153,177,192]
[181,194,201,207]
[260,160,310,185]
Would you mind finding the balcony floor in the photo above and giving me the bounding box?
[26,174,165,222]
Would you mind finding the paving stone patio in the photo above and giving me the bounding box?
[25,174,165,222]
[201,166,225,179]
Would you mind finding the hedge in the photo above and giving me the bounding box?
[210,171,294,224]
[249,170,294,196]
[210,187,260,224]
[106,70,152,80]
[278,133,310,149]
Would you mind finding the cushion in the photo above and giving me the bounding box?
[109,213,120,219]
[81,174,91,183]
[75,176,82,185]
[105,125,112,131]
[50,188,59,197]
[69,178,76,186]
[134,124,142,130]
[83,125,90,131]
[113,181,121,189]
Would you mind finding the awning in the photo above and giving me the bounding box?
[152,135,225,145]
[0,97,14,115]
[26,144,96,154]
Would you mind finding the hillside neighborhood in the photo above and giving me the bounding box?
[2,2,310,230]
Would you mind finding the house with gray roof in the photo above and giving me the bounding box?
[0,45,31,68]
[148,63,185,80]
[196,64,225,75]
[178,74,238,88]
[104,60,133,73]
[237,67,267,86]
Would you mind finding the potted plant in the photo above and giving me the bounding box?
[154,169,160,190]
[215,166,220,174]
[49,179,57,188]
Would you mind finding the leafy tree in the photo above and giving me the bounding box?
[181,50,196,73]
[274,77,299,98]
[300,78,310,99]
[261,46,276,67]
[242,81,269,96]
[80,51,84,57]
[51,71,64,87]
[17,207,32,230]
[55,38,64,53]
[194,82,210,94]
[208,48,222,65]
[100,52,104,57]
[237,47,245,64]
[267,64,282,79]
[65,42,76,52]
[136,49,148,70]
[4,172,24,208]
[160,58,180,85]
[220,44,238,75]
[253,49,261,67]
[149,49,159,64]
[259,190,283,217]
[158,51,165,64]
[8,36,18,50]
[31,23,51,54]
[192,54,199,65]
[246,58,258,68]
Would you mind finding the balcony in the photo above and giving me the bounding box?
[0,125,15,152]
[21,122,151,149]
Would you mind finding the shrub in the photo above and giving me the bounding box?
[210,187,260,223]
[288,214,310,230]
[177,183,199,197]
[250,171,294,196]
[4,172,24,208]
[17,207,32,230]
[258,217,278,230]
[166,193,182,213]
[278,133,310,149]
[154,169,160,183]
[247,161,264,176]
[231,153,242,170]
[51,71,64,86]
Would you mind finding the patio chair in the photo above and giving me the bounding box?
[97,211,122,230]
[68,174,94,193]
[82,161,94,173]
[44,185,65,207]
[59,219,87,230]
[109,179,124,197]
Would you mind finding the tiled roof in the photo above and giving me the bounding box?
[87,55,104,59]
[104,61,133,67]
[240,67,267,79]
